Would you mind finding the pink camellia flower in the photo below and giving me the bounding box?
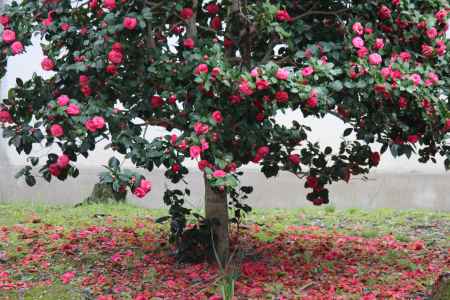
[307,97,318,108]
[250,68,260,77]
[380,67,391,79]
[92,116,105,129]
[189,145,201,159]
[108,50,123,64]
[11,41,24,55]
[85,119,97,132]
[48,163,61,176]
[257,146,270,157]
[50,124,64,137]
[276,68,289,80]
[368,53,382,65]
[66,104,80,116]
[302,66,314,77]
[57,154,70,168]
[288,154,301,165]
[212,111,223,123]
[180,7,194,20]
[61,271,76,284]
[211,67,221,77]
[207,3,220,15]
[57,95,70,106]
[435,9,448,24]
[200,139,209,151]
[422,44,434,57]
[2,29,16,44]
[60,23,70,31]
[399,51,411,62]
[194,64,208,75]
[41,57,55,71]
[426,27,438,40]
[140,179,152,193]
[123,17,138,30]
[357,47,369,58]
[212,170,227,178]
[255,79,269,90]
[352,22,364,35]
[103,0,116,10]
[193,122,209,135]
[378,5,391,20]
[275,91,289,103]
[374,38,384,50]
[239,80,254,96]
[183,38,195,49]
[151,95,164,108]
[427,72,439,85]
[276,10,291,22]
[352,37,364,49]
[410,73,422,86]
[0,110,12,123]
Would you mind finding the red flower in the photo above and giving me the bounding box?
[108,50,123,64]
[183,38,195,49]
[60,271,76,284]
[151,95,164,109]
[50,124,64,137]
[378,5,391,20]
[370,152,381,166]
[49,163,61,177]
[256,79,269,90]
[194,64,208,75]
[276,10,291,22]
[207,3,219,15]
[41,57,55,71]
[275,91,289,103]
[180,8,194,20]
[288,154,301,165]
[103,0,116,10]
[212,111,223,123]
[210,16,221,30]
[11,41,24,55]
[0,110,12,123]
[2,29,16,44]
[57,154,70,168]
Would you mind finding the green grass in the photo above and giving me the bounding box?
[1,202,448,247]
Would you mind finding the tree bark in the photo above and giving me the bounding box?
[204,175,229,266]
[83,183,127,204]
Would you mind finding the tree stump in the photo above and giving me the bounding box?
[82,183,127,205]
[432,272,450,300]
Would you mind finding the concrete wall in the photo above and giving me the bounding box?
[0,30,449,211]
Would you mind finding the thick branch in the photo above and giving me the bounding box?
[294,8,351,20]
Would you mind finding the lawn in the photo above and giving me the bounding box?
[0,202,449,299]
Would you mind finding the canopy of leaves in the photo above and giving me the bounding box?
[0,0,449,210]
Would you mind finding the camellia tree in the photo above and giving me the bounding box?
[0,0,450,263]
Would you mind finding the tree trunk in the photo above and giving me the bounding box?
[204,175,229,266]
[82,183,127,205]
